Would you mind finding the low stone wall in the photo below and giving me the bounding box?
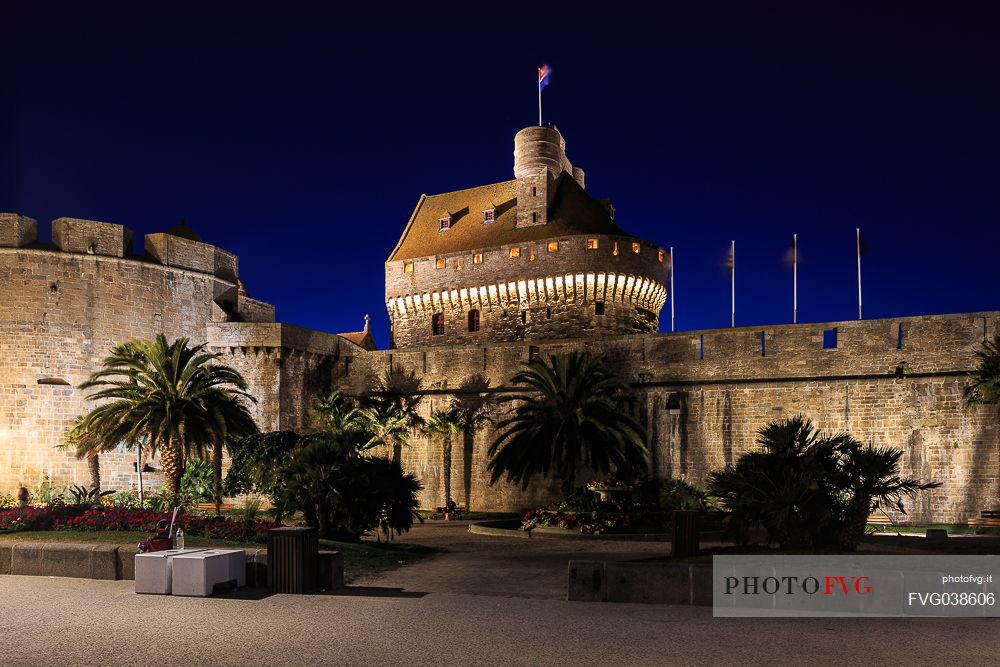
[568,560,713,605]
[0,541,344,590]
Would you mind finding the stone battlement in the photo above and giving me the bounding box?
[0,213,238,282]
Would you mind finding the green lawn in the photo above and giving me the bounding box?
[0,530,437,583]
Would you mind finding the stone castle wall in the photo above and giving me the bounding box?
[0,214,277,494]
[333,312,1000,523]
[386,233,668,348]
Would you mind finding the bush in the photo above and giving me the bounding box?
[655,479,712,512]
[275,432,422,541]
[710,416,938,550]
[0,505,279,542]
[0,494,15,510]
[106,489,141,509]
[180,459,214,503]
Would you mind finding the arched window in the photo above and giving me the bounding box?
[432,313,445,336]
[468,310,480,332]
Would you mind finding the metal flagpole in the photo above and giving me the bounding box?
[538,78,542,126]
[670,246,675,332]
[730,240,735,328]
[856,227,862,320]
[793,233,798,324]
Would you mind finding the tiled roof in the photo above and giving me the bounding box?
[337,331,378,351]
[386,174,635,262]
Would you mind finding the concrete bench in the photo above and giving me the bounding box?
[135,548,206,594]
[171,549,246,597]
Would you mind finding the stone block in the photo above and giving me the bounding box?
[0,213,38,247]
[567,560,606,602]
[171,550,231,597]
[11,542,119,580]
[318,550,344,590]
[117,544,141,580]
[51,217,133,257]
[690,564,714,606]
[0,543,12,575]
[144,232,216,275]
[605,562,691,605]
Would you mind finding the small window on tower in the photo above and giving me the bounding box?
[547,241,559,253]
[587,238,599,250]
[632,242,641,254]
[595,301,606,316]
[403,262,413,273]
[432,313,445,335]
[473,252,483,264]
[436,258,445,269]
[509,247,521,258]
[468,309,480,332]
[439,216,451,231]
[483,209,495,223]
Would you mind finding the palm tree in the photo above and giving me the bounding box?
[424,407,463,506]
[79,335,258,496]
[362,402,410,461]
[362,366,425,463]
[967,333,1000,406]
[487,352,648,497]
[454,375,494,510]
[838,442,940,550]
[311,390,366,434]
[62,416,108,491]
[710,416,855,547]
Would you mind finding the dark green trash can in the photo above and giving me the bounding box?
[671,510,700,560]
[267,527,319,593]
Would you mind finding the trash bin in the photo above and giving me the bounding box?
[671,510,700,560]
[267,527,319,593]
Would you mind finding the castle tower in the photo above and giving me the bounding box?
[384,126,669,349]
[513,126,585,227]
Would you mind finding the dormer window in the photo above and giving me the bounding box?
[483,209,495,223]
[658,250,665,263]
[509,247,521,258]
[632,241,641,254]
[404,262,414,273]
[547,241,559,253]
[612,241,619,257]
[436,258,445,269]
[473,252,483,264]
[439,216,451,231]
[587,238,599,250]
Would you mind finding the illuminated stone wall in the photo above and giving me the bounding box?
[336,312,1000,523]
[0,214,276,494]
[385,233,668,349]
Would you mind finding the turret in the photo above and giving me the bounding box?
[513,126,586,227]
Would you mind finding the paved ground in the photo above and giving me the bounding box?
[2,522,999,666]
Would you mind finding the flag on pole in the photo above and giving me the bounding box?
[538,64,551,90]
[537,64,551,126]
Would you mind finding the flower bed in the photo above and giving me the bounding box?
[521,509,626,534]
[0,505,280,543]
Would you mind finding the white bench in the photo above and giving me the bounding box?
[171,549,246,597]
[134,548,206,595]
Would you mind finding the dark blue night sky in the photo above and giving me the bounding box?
[7,4,999,348]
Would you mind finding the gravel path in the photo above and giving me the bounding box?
[2,523,998,665]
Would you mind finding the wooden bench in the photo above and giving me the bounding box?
[968,510,1000,529]
[867,512,894,531]
[197,502,236,512]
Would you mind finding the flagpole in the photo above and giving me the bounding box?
[730,240,735,328]
[793,233,798,324]
[538,78,542,126]
[856,227,862,320]
[670,246,675,332]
